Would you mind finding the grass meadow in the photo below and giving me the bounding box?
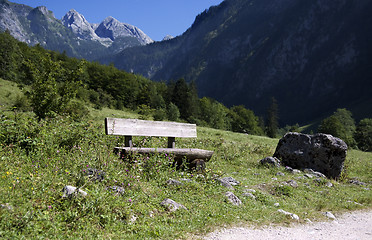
[0,79,371,239]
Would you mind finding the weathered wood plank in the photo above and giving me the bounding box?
[105,118,197,138]
[114,147,214,161]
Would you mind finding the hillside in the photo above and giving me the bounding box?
[112,0,372,125]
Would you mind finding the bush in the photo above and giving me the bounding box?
[167,103,180,121]
[354,118,372,152]
[153,108,167,121]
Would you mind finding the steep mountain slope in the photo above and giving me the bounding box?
[0,0,153,59]
[113,0,372,124]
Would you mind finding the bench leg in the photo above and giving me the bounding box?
[125,136,133,148]
[168,137,176,148]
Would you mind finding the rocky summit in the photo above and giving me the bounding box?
[62,9,106,42]
[95,16,153,45]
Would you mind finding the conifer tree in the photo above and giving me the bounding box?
[266,97,279,138]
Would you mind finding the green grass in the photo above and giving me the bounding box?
[0,81,371,239]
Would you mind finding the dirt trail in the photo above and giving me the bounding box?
[204,210,372,240]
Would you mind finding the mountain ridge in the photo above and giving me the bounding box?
[0,0,153,59]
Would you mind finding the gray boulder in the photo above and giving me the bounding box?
[273,132,347,178]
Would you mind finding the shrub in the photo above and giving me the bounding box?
[354,118,372,152]
[167,103,180,121]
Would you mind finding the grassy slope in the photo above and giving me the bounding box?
[0,79,371,239]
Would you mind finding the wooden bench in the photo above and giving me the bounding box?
[105,118,214,165]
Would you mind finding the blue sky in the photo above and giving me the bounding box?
[10,0,224,41]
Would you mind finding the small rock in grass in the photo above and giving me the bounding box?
[346,200,363,206]
[304,168,326,178]
[62,185,87,198]
[217,179,234,190]
[218,177,240,189]
[225,192,242,206]
[313,171,326,178]
[276,172,285,176]
[160,198,187,212]
[349,180,366,185]
[305,218,313,223]
[129,215,137,224]
[180,178,192,183]
[86,168,106,182]
[166,179,183,186]
[324,211,336,220]
[278,209,299,220]
[325,182,333,187]
[286,166,301,174]
[260,157,281,168]
[304,174,314,179]
[1,203,13,211]
[220,177,240,186]
[286,180,298,188]
[274,202,280,207]
[244,188,256,193]
[285,166,294,172]
[242,192,256,200]
[106,186,125,196]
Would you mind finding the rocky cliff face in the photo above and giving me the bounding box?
[112,0,372,124]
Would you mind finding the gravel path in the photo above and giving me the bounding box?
[204,210,372,240]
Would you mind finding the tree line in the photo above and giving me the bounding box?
[318,108,372,152]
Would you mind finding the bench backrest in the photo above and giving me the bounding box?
[105,118,197,148]
[105,118,197,137]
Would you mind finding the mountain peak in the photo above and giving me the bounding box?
[103,16,117,23]
[35,6,55,18]
[62,9,102,42]
[162,35,174,41]
[95,16,153,44]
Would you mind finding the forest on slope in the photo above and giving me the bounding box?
[0,31,265,136]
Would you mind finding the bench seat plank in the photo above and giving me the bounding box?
[114,147,214,161]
